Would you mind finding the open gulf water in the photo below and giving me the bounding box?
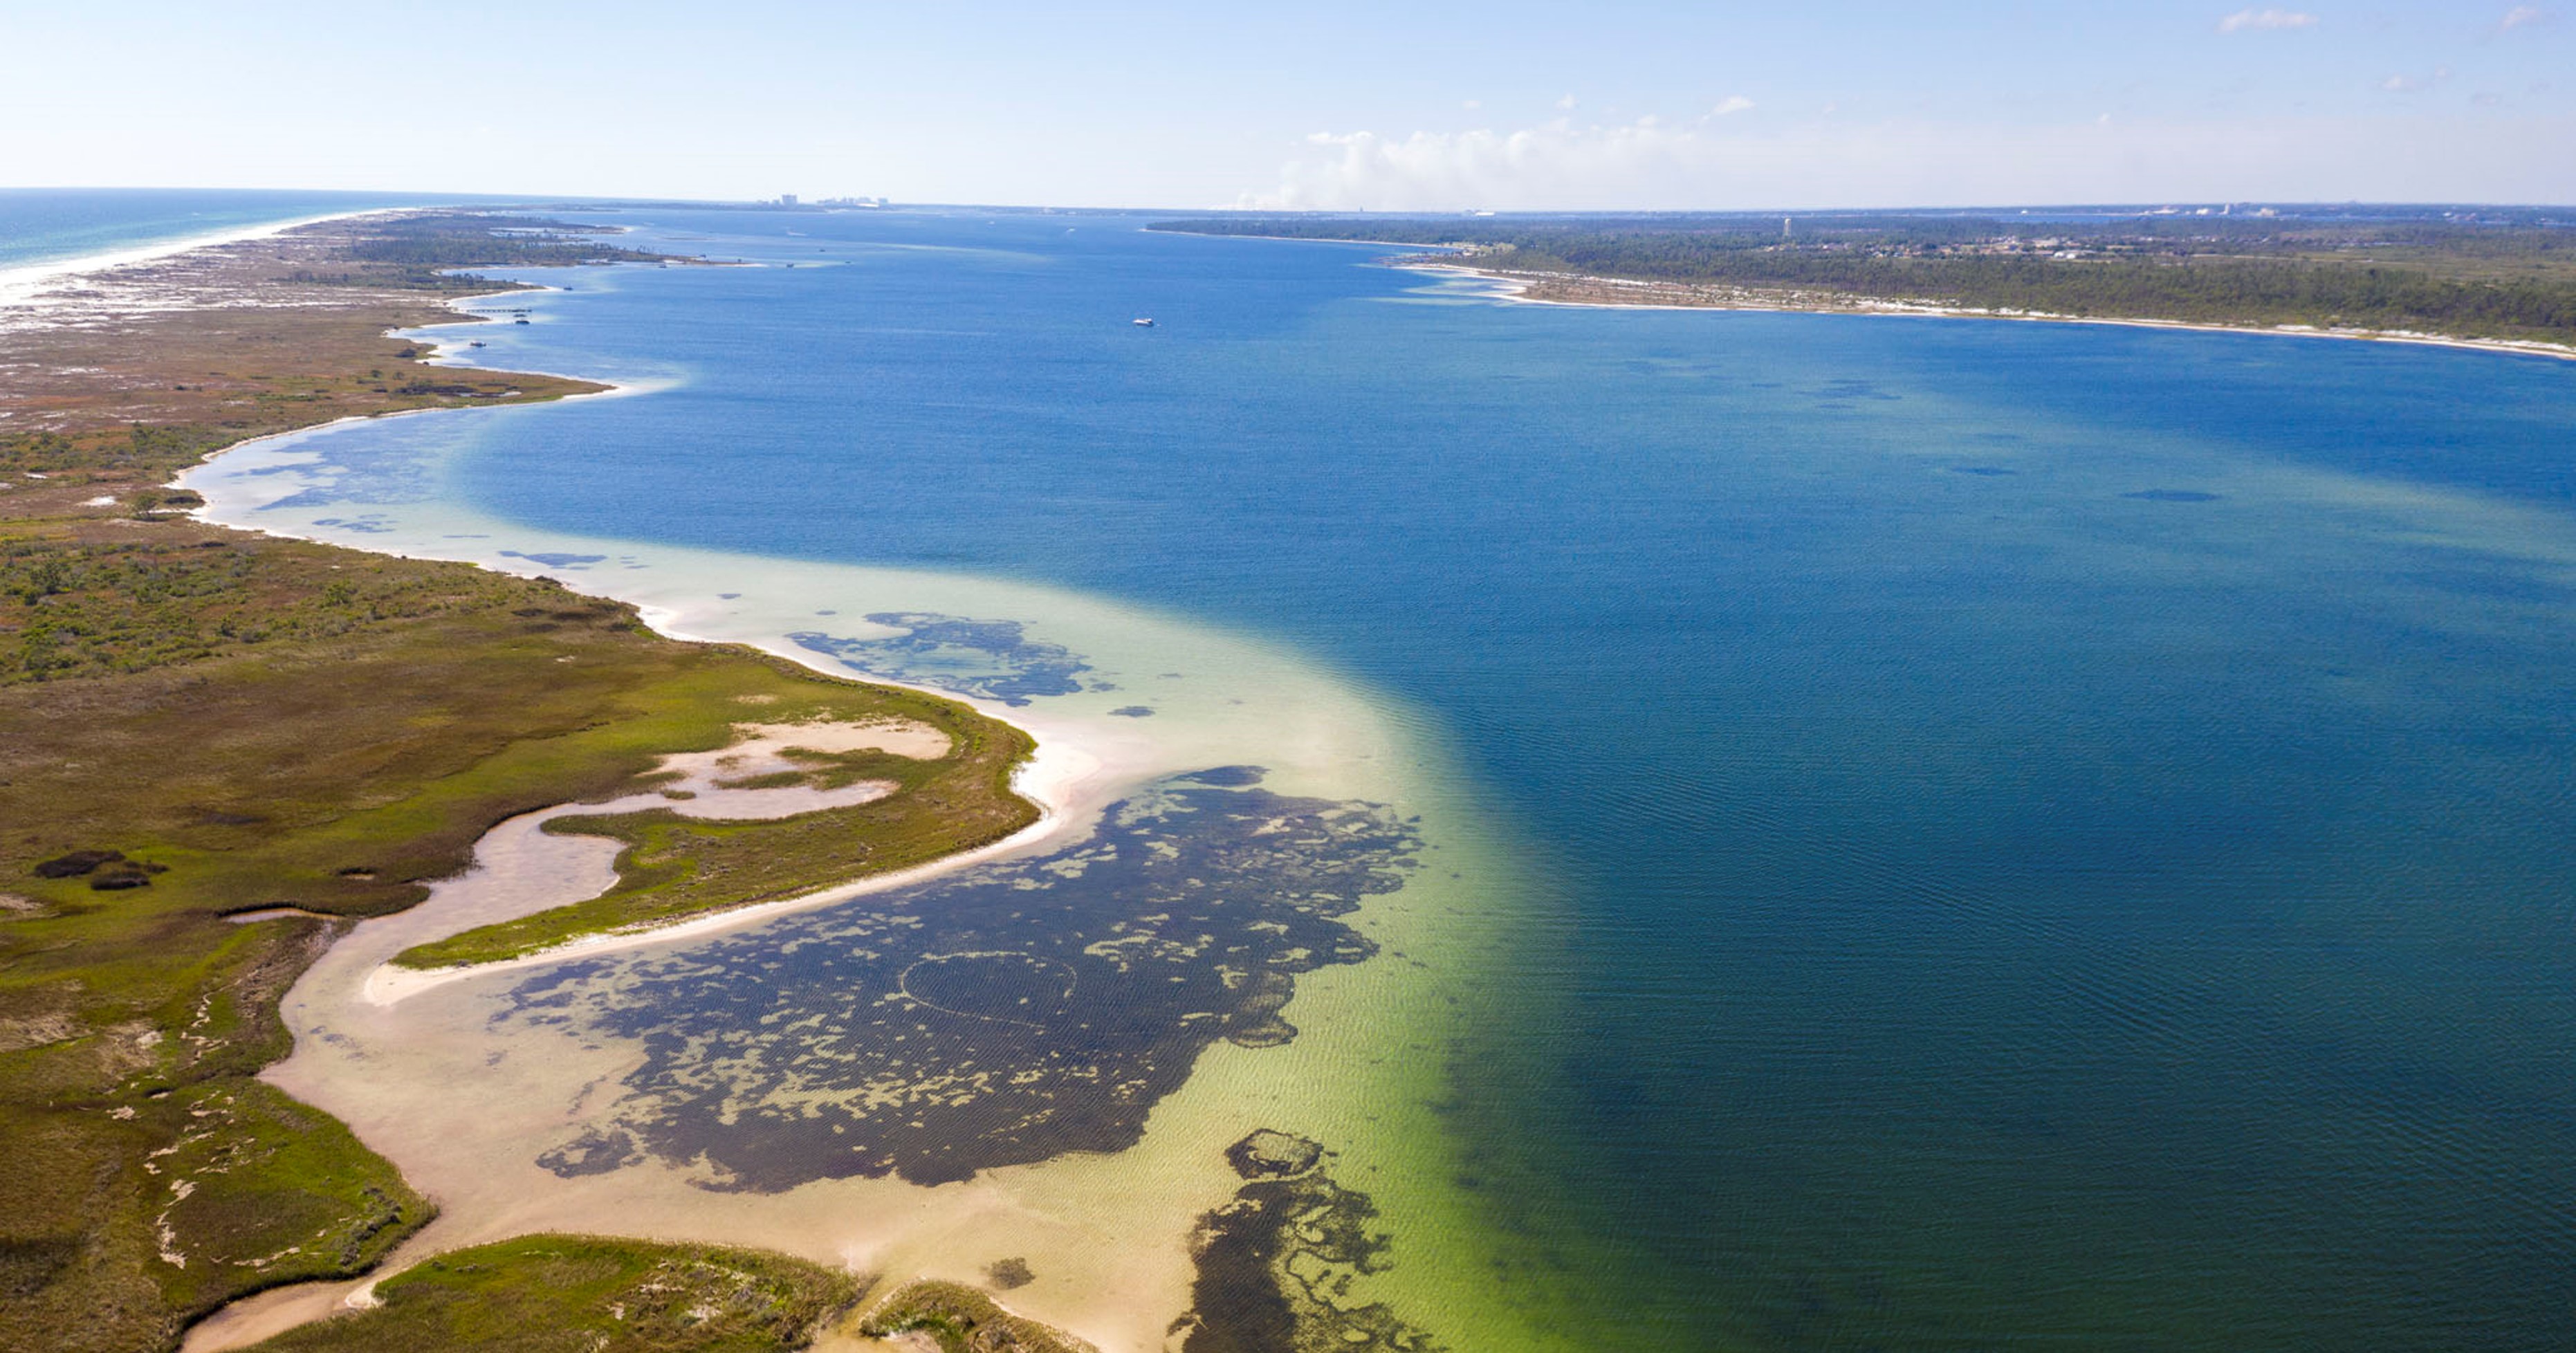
[285,208,2576,1347]
[0,188,472,273]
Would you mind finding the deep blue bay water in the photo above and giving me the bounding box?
[437,209,2576,1350]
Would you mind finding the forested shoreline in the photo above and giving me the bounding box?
[1154,210,2576,343]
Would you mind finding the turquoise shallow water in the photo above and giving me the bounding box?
[318,208,2576,1347]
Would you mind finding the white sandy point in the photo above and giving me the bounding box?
[0,208,386,311]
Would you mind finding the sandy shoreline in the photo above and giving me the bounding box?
[1405,260,2576,365]
[138,227,1231,999]
[0,208,395,311]
[165,405,1118,1013]
[356,730,1101,1006]
[123,237,1154,1345]
[170,398,1487,1353]
[163,326,1292,1353]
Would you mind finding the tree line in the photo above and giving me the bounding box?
[1152,216,2576,342]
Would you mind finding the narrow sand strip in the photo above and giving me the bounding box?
[0,208,389,310]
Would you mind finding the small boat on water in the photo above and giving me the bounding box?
[468,340,486,348]
[1132,317,1156,327]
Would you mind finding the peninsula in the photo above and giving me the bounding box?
[0,214,1057,1353]
[1152,206,2576,357]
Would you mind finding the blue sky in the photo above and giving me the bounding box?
[1,1,2567,208]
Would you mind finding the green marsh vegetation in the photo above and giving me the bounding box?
[0,213,1033,1351]
[237,1235,860,1353]
[391,686,1034,968]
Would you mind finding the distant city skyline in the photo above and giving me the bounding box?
[3,1,2568,208]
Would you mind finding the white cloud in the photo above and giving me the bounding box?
[1711,95,1756,116]
[1463,99,1482,111]
[1556,93,1579,111]
[1242,111,2576,212]
[2218,8,2319,32]
[2499,6,2550,30]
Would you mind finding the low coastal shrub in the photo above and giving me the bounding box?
[239,1235,858,1353]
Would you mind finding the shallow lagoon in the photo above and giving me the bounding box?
[212,207,2576,1350]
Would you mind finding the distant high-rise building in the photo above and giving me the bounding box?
[780,194,799,208]
[1783,216,1793,239]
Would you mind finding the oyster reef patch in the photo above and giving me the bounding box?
[505,771,1420,1189]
